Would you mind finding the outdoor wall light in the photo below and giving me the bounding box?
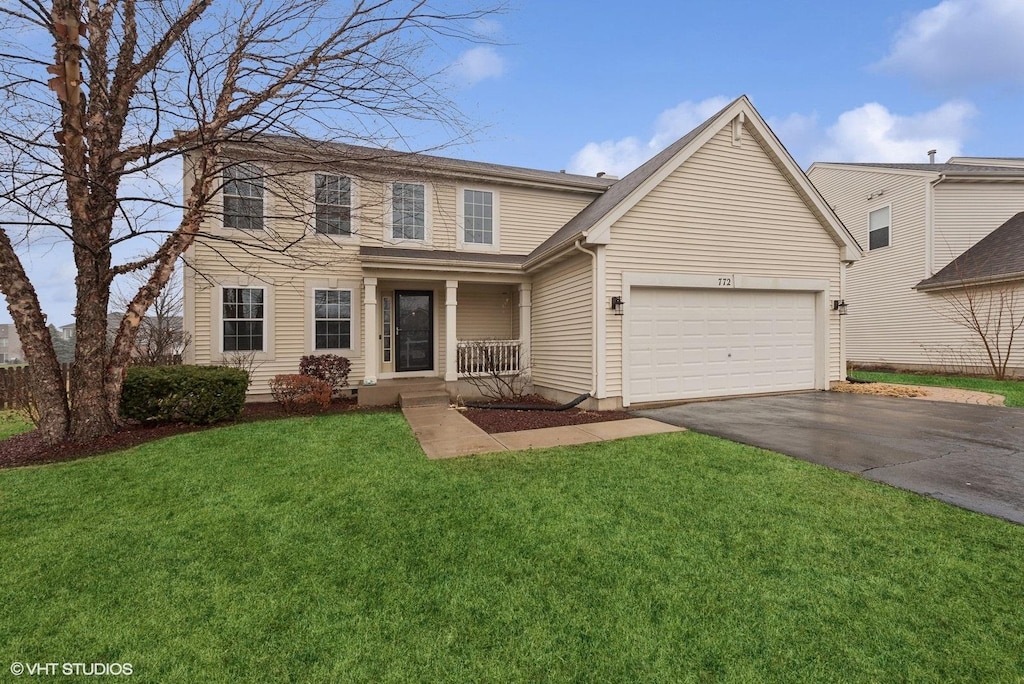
[611,296,625,315]
[832,299,848,315]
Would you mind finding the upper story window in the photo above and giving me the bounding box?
[222,287,264,352]
[392,182,425,241]
[868,206,890,250]
[315,174,352,236]
[223,164,264,231]
[463,189,494,245]
[313,289,352,350]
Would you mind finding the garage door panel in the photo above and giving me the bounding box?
[627,287,817,403]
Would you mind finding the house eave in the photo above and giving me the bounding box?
[915,271,1024,292]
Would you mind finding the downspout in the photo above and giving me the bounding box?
[572,239,599,397]
[925,173,946,277]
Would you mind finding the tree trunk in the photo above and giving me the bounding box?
[0,232,70,443]
[67,241,119,442]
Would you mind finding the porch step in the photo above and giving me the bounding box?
[358,377,447,407]
[399,390,451,408]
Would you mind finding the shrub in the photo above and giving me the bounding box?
[299,354,351,396]
[269,374,332,412]
[121,365,248,425]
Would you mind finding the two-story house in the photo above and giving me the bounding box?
[183,96,860,408]
[808,158,1024,376]
[0,323,22,364]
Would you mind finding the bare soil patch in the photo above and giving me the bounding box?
[461,395,633,434]
[0,397,361,470]
[831,382,927,398]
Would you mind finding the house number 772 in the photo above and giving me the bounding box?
[718,277,732,287]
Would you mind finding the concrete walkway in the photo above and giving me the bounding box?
[402,405,684,459]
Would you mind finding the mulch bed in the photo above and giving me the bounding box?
[0,398,362,470]
[1,394,636,470]
[460,394,633,434]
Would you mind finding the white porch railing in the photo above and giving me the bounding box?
[457,339,521,376]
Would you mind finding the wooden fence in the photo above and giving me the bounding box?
[0,364,70,411]
[0,358,181,411]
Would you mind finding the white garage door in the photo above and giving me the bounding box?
[627,288,817,403]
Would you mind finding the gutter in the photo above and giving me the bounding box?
[524,231,588,272]
[915,270,1024,292]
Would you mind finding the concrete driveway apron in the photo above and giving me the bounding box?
[636,392,1024,524]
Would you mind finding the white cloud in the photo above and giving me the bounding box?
[450,46,505,86]
[817,100,976,162]
[878,0,1024,89]
[568,96,732,177]
[769,101,976,165]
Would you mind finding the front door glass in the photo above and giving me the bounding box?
[395,291,433,372]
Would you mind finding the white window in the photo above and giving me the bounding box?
[314,174,352,236]
[313,289,352,350]
[391,182,425,240]
[457,187,500,251]
[868,206,890,250]
[382,295,393,364]
[222,287,264,351]
[223,164,264,231]
[463,189,493,244]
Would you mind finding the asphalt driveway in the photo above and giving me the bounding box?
[636,392,1024,524]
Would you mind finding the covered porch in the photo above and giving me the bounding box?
[357,249,531,403]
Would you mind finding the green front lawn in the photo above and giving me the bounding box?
[1,413,1022,681]
[849,370,1024,407]
[0,410,32,440]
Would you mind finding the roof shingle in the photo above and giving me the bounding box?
[916,212,1024,290]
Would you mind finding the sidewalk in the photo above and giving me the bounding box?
[402,405,684,459]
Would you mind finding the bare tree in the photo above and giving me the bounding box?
[112,267,189,365]
[937,281,1024,380]
[0,1,497,443]
[459,340,530,401]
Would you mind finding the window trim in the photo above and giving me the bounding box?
[456,185,500,252]
[311,172,359,242]
[311,287,354,352]
[867,204,892,251]
[219,284,268,355]
[385,180,432,247]
[222,163,265,232]
[304,279,360,356]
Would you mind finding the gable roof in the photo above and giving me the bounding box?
[526,95,861,268]
[916,212,1024,291]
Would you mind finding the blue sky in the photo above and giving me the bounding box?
[5,0,1024,327]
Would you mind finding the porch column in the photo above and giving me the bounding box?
[445,280,458,382]
[362,277,378,385]
[518,283,531,374]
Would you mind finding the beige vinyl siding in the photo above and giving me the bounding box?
[531,252,593,394]
[497,186,596,254]
[809,166,929,369]
[932,182,1024,268]
[184,160,366,396]
[455,285,519,340]
[606,123,843,397]
[809,167,1024,372]
[370,178,598,254]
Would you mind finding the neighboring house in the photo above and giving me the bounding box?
[183,96,860,408]
[57,323,76,340]
[808,158,1024,376]
[0,323,23,363]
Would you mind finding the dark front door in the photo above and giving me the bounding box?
[395,290,433,372]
